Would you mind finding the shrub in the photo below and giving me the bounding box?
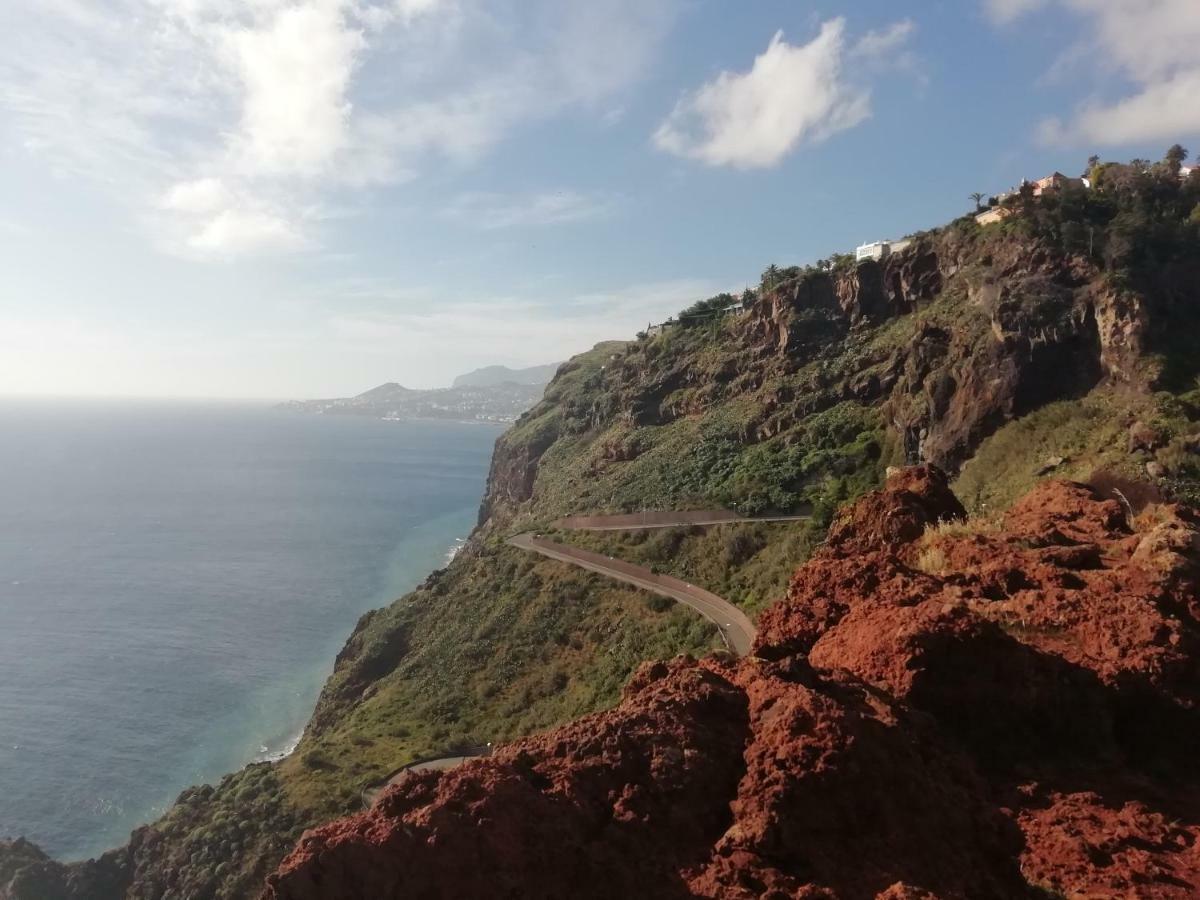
[643,594,673,614]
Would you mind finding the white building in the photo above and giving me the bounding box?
[646,318,676,337]
[855,239,912,262]
[855,241,890,262]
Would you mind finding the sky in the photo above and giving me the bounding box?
[1,0,1198,399]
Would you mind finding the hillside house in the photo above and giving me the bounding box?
[646,319,674,337]
[1031,172,1083,196]
[976,172,1088,227]
[1182,165,1197,180]
[975,206,1013,226]
[855,238,911,262]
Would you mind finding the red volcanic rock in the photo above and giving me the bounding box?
[1017,790,1200,898]
[685,663,1024,900]
[267,657,1028,900]
[265,469,1200,900]
[266,659,750,900]
[822,465,966,557]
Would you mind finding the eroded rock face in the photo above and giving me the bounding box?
[742,236,1151,473]
[265,467,1200,899]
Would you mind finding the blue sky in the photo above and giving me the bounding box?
[2,0,1198,398]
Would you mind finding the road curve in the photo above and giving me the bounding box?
[508,532,756,657]
[362,750,490,808]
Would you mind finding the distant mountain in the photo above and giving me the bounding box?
[452,363,562,389]
[279,371,551,425]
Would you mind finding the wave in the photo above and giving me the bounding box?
[443,536,467,565]
[255,730,304,764]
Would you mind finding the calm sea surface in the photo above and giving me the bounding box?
[0,400,500,861]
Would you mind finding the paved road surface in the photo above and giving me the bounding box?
[362,752,488,808]
[360,512,799,806]
[508,532,756,656]
[554,510,810,531]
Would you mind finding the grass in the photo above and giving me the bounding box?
[94,201,1200,899]
[954,384,1200,514]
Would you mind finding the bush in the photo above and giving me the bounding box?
[643,594,673,614]
[300,751,336,771]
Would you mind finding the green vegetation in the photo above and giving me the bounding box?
[677,292,738,325]
[279,542,719,818]
[67,148,1200,899]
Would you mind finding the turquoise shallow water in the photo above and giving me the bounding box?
[0,400,500,861]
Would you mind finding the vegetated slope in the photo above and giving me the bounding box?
[265,467,1200,899]
[4,153,1200,900]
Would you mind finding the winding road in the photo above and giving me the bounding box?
[508,532,759,656]
[362,748,492,808]
[364,510,807,806]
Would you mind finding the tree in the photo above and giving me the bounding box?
[1165,144,1189,174]
[969,192,986,212]
[761,264,782,290]
[1018,180,1036,214]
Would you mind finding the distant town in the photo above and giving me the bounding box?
[280,363,561,425]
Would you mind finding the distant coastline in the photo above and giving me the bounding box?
[281,362,560,427]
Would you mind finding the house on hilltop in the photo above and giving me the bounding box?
[975,206,1012,226]
[975,171,1088,226]
[646,319,674,337]
[1032,172,1084,196]
[855,238,912,262]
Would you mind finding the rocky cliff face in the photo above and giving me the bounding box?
[7,172,1199,900]
[743,234,1147,472]
[263,468,1200,899]
[479,225,1164,528]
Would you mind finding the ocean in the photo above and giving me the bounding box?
[0,400,501,862]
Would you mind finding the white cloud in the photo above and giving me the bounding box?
[443,190,616,229]
[0,0,679,257]
[850,20,916,61]
[1039,70,1200,146]
[989,0,1200,145]
[185,207,307,255]
[160,177,231,214]
[225,1,364,178]
[0,219,34,236]
[983,0,1047,25]
[653,18,912,169]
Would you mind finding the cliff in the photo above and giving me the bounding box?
[264,468,1200,898]
[5,154,1200,900]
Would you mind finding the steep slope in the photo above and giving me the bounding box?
[5,155,1199,900]
[265,468,1200,898]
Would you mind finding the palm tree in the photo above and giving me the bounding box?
[969,192,986,212]
[1164,144,1189,174]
